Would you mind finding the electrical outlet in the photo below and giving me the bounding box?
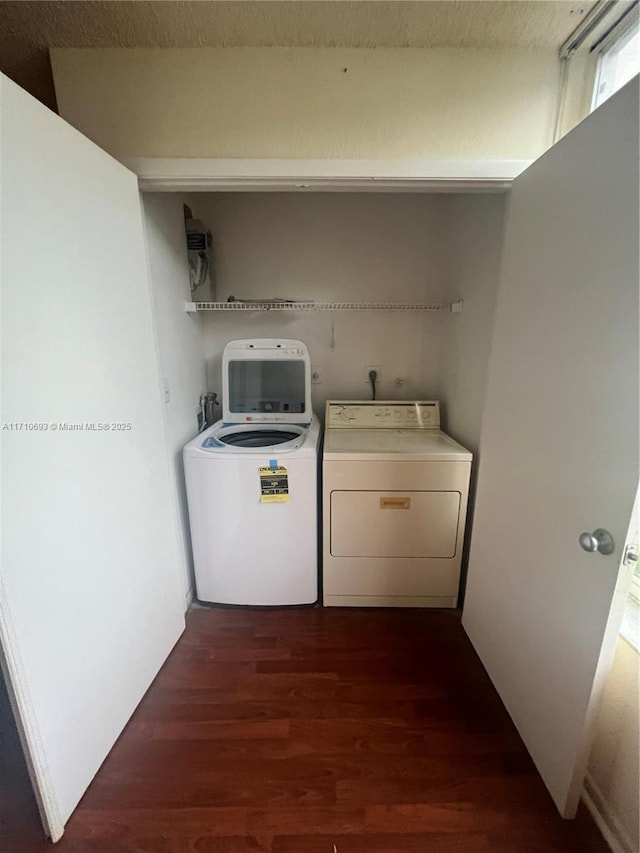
[363,364,382,383]
[311,371,322,385]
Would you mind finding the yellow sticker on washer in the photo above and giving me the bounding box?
[259,466,290,503]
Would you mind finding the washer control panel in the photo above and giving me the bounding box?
[325,401,440,429]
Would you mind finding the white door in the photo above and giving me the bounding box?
[0,74,185,840]
[462,77,639,818]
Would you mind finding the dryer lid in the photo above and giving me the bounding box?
[222,338,313,424]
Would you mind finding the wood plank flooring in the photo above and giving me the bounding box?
[2,607,610,852]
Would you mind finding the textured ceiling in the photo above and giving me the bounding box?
[0,1,624,111]
[0,1,600,49]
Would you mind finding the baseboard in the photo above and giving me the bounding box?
[582,774,638,853]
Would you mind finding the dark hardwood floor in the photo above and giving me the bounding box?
[2,607,610,852]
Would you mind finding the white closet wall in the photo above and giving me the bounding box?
[437,195,507,453]
[142,194,207,603]
[194,191,450,412]
[189,193,446,413]
[187,192,505,451]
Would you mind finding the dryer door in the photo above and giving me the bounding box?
[331,490,461,558]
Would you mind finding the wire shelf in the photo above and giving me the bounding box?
[186,300,462,313]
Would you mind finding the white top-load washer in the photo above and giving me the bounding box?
[323,400,472,608]
[184,339,320,606]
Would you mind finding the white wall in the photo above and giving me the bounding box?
[438,195,507,452]
[187,192,505,448]
[50,47,590,162]
[142,194,207,603]
[586,635,639,853]
[436,195,507,597]
[190,193,449,413]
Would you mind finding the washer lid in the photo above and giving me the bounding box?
[323,428,472,461]
[222,338,312,424]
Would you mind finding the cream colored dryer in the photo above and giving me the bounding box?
[323,401,472,608]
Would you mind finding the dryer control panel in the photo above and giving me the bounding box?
[325,401,440,429]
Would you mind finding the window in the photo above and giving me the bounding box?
[592,17,640,109]
[630,559,640,606]
[620,494,640,652]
